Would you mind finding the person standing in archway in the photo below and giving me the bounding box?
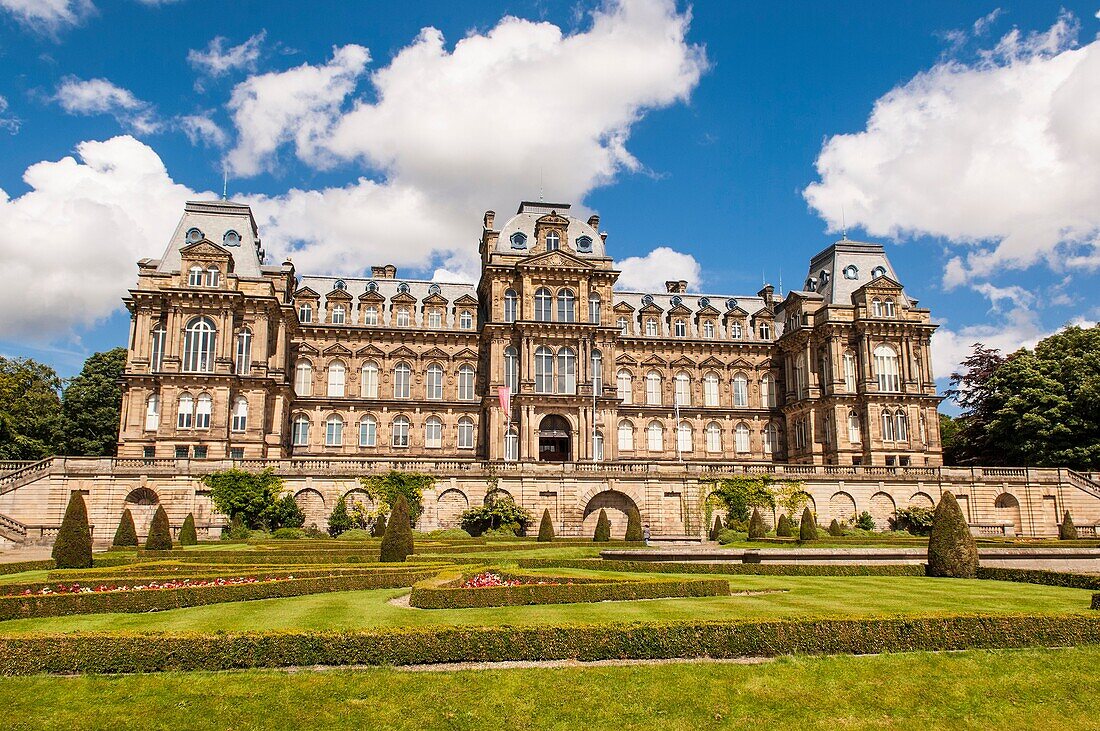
[643,523,651,546]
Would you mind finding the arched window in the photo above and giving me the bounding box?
[504,426,519,461]
[735,423,751,453]
[645,318,658,336]
[298,303,313,323]
[618,420,635,451]
[425,416,443,448]
[188,265,204,287]
[361,361,379,398]
[546,230,560,251]
[895,410,908,442]
[704,372,720,406]
[557,346,576,394]
[182,317,216,373]
[588,293,601,324]
[871,298,883,317]
[874,345,900,392]
[291,415,310,446]
[325,414,343,446]
[674,372,691,406]
[234,328,252,376]
[534,287,553,322]
[733,373,749,407]
[645,371,662,405]
[591,349,602,392]
[397,282,410,295]
[617,369,633,404]
[706,422,722,452]
[881,408,895,441]
[674,320,687,337]
[393,362,411,399]
[535,346,554,393]
[460,311,474,329]
[843,351,857,392]
[703,321,715,339]
[359,415,377,447]
[205,266,220,287]
[618,317,629,335]
[731,321,742,339]
[504,346,519,392]
[391,415,410,447]
[186,227,203,244]
[331,305,346,324]
[458,365,475,401]
[557,289,576,323]
[327,360,346,397]
[764,422,778,455]
[761,374,776,407]
[457,416,475,449]
[872,266,886,278]
[919,412,927,444]
[883,299,896,317]
[793,358,806,397]
[195,393,212,429]
[231,396,248,432]
[363,306,379,325]
[848,409,861,443]
[647,421,663,452]
[677,421,693,453]
[223,230,240,246]
[145,394,160,431]
[503,289,518,323]
[426,363,444,400]
[593,430,604,461]
[150,323,166,371]
[844,264,859,280]
[395,307,411,327]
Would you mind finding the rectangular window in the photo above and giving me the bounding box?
[143,446,156,459]
[844,353,857,392]
[425,420,442,448]
[298,304,312,323]
[364,307,378,325]
[704,378,719,407]
[617,372,632,404]
[645,319,658,336]
[331,306,346,324]
[396,308,410,326]
[150,327,165,371]
[359,419,377,447]
[145,395,160,431]
[428,311,442,328]
[175,446,189,459]
[192,445,208,459]
[230,447,244,459]
[646,376,661,406]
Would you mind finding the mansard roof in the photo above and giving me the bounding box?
[297,275,476,313]
[157,200,265,278]
[804,239,911,307]
[495,201,607,258]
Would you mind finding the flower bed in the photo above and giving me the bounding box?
[459,571,568,589]
[18,576,283,596]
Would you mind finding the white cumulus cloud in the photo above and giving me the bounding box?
[0,0,93,35]
[178,114,227,147]
[614,246,702,292]
[0,96,20,134]
[54,77,160,134]
[804,11,1100,288]
[188,31,266,77]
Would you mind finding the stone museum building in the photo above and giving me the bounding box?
[1,199,1098,543]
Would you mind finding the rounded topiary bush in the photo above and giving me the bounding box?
[372,512,388,538]
[112,508,138,548]
[799,507,818,542]
[776,514,793,537]
[625,507,643,542]
[926,491,978,578]
[828,518,844,537]
[747,508,766,540]
[144,505,173,551]
[537,509,555,542]
[1060,511,1078,540]
[179,512,198,546]
[709,514,723,541]
[593,509,611,542]
[53,492,93,569]
[380,494,414,562]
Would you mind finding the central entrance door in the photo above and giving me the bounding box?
[538,414,571,462]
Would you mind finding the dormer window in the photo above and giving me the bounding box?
[805,277,816,290]
[674,320,686,337]
[331,305,346,324]
[186,228,203,244]
[428,311,442,328]
[726,298,738,310]
[188,265,204,287]
[844,265,859,280]
[699,297,710,308]
[645,318,658,336]
[872,266,886,279]
[819,271,829,287]
[428,283,441,296]
[334,279,346,291]
[671,296,683,307]
[397,282,410,295]
[545,230,560,251]
[460,311,473,329]
[575,235,592,252]
[366,281,379,293]
[298,303,313,323]
[759,322,771,340]
[223,230,241,247]
[642,294,654,306]
[510,232,527,249]
[396,307,411,326]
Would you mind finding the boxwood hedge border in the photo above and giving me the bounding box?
[514,559,927,576]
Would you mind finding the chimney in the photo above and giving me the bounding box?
[587,214,600,229]
[483,210,496,230]
[665,280,688,294]
[757,284,774,305]
[599,232,607,245]
[371,265,398,279]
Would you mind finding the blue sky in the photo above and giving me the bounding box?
[0,0,1097,413]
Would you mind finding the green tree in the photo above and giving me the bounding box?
[58,348,126,456]
[459,492,532,537]
[939,413,962,465]
[0,356,62,459]
[747,508,766,540]
[828,519,843,537]
[371,512,387,538]
[593,509,611,542]
[52,492,92,568]
[799,507,818,542]
[625,507,643,542]
[327,497,353,537]
[358,471,432,526]
[537,509,554,542]
[380,494,414,562]
[201,469,284,529]
[112,509,138,547]
[1059,511,1078,540]
[265,493,305,530]
[776,514,793,537]
[709,514,723,541]
[179,513,198,546]
[144,505,173,550]
[927,491,978,578]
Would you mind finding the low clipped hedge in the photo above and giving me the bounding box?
[409,571,730,609]
[0,569,437,621]
[977,566,1100,591]
[0,555,133,577]
[412,540,642,556]
[515,558,926,576]
[1093,594,1099,611]
[3,614,1100,675]
[137,551,382,565]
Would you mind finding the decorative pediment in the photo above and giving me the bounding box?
[667,304,692,317]
[453,294,479,307]
[388,345,418,359]
[355,344,385,357]
[729,357,754,369]
[518,249,593,270]
[358,290,385,303]
[695,305,721,317]
[641,354,668,367]
[322,343,353,357]
[295,342,320,356]
[535,212,570,227]
[421,346,451,361]
[723,306,748,318]
[294,286,320,300]
[857,275,904,293]
[750,307,775,320]
[615,354,639,366]
[453,348,479,361]
[390,292,417,305]
[670,356,697,368]
[638,302,664,315]
[180,240,230,260]
[699,356,725,369]
[422,293,449,306]
[613,301,636,312]
[326,289,353,301]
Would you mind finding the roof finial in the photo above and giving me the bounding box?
[222,165,228,201]
[841,204,848,241]
[539,165,544,202]
[779,268,783,296]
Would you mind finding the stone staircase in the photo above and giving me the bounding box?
[0,458,53,496]
[1067,470,1100,501]
[0,512,27,544]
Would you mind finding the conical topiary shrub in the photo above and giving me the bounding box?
[799,507,818,542]
[372,512,388,538]
[776,514,793,537]
[537,509,555,542]
[829,518,844,537]
[144,505,173,551]
[112,508,138,548]
[179,512,198,546]
[53,492,93,569]
[709,514,723,541]
[593,509,611,542]
[747,508,766,540]
[1059,511,1078,540]
[625,507,643,542]
[926,491,978,578]
[380,494,414,562]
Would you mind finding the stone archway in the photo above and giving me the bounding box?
[869,492,897,530]
[437,488,469,529]
[581,490,639,538]
[995,493,1022,534]
[908,492,934,509]
[124,487,160,536]
[294,488,327,530]
[538,414,571,462]
[829,491,857,523]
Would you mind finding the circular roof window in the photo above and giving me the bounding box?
[223,230,241,247]
[575,235,593,252]
[186,228,203,244]
[726,298,738,310]
[510,232,527,250]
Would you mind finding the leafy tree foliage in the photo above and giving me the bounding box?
[265,493,305,530]
[927,491,978,578]
[856,511,876,531]
[144,505,173,550]
[0,356,62,459]
[201,469,284,529]
[706,475,804,525]
[379,494,414,562]
[625,507,643,542]
[58,348,126,456]
[593,509,611,542]
[327,497,353,537]
[460,491,533,537]
[112,509,138,547]
[53,492,92,568]
[371,512,387,537]
[178,513,198,546]
[893,506,936,536]
[799,507,818,542]
[358,471,432,526]
[537,509,555,542]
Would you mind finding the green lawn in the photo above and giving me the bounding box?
[0,572,1091,635]
[1,646,1098,730]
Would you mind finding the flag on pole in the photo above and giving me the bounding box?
[498,385,511,420]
